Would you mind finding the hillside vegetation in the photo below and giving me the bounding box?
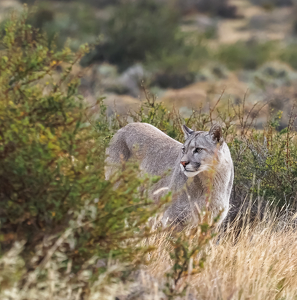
[1,5,297,300]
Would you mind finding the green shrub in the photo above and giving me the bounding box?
[0,11,89,248]
[0,9,167,271]
[216,41,275,70]
[231,113,297,207]
[279,44,297,70]
[147,35,210,88]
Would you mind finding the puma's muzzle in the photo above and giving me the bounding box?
[180,161,201,177]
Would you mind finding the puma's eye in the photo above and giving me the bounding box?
[194,148,202,153]
[182,147,185,153]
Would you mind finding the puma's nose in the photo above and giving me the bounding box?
[181,161,189,167]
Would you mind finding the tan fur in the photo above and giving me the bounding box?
[105,123,234,228]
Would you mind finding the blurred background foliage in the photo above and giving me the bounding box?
[1,0,296,98]
[2,0,297,91]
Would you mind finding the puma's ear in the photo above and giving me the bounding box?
[182,125,194,139]
[209,124,223,145]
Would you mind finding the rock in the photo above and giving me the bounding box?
[99,64,147,97]
[118,64,147,98]
[97,64,119,79]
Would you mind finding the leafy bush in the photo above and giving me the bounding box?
[0,11,90,249]
[216,40,276,70]
[147,35,209,88]
[231,112,297,208]
[0,9,167,273]
[279,44,297,70]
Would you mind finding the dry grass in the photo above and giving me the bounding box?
[133,207,297,300]
[193,219,297,299]
[2,206,297,300]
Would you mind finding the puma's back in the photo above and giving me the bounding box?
[105,123,181,179]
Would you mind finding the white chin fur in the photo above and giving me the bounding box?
[184,170,200,177]
[180,164,200,177]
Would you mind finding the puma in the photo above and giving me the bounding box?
[105,122,234,228]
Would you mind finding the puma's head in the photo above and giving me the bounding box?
[180,124,223,178]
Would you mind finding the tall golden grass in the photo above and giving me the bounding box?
[127,205,297,300]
